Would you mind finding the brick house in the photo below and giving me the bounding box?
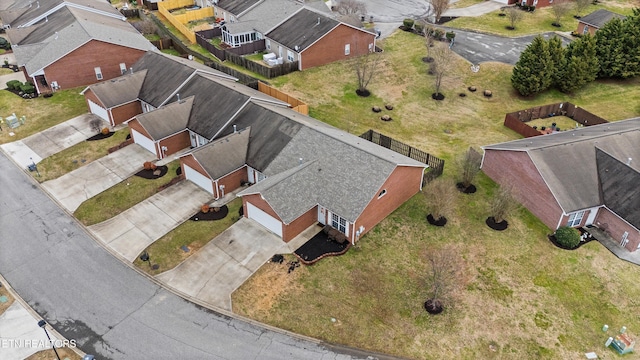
[481,118,640,252]
[82,51,236,126]
[1,0,154,94]
[265,8,376,70]
[576,9,626,36]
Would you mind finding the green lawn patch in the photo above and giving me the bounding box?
[133,197,243,275]
[0,87,87,145]
[232,29,640,359]
[74,160,181,226]
[33,129,129,182]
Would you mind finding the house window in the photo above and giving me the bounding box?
[331,213,347,234]
[345,43,350,55]
[378,189,387,198]
[287,50,294,62]
[120,63,127,75]
[256,171,266,183]
[94,67,103,80]
[583,25,589,35]
[566,210,586,227]
[368,43,374,52]
[266,39,271,50]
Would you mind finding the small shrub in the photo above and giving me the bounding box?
[555,226,580,248]
[101,127,110,135]
[201,204,210,213]
[143,161,153,170]
[6,79,21,90]
[445,31,456,41]
[150,163,157,171]
[403,18,415,30]
[414,22,424,34]
[433,29,445,40]
[20,83,35,94]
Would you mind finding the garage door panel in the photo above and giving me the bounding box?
[184,165,214,194]
[88,100,109,122]
[246,202,282,237]
[131,129,156,155]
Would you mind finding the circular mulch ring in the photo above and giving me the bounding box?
[87,132,115,141]
[176,167,182,176]
[506,26,515,30]
[432,93,445,101]
[427,214,447,227]
[456,182,477,194]
[486,216,508,231]
[468,86,477,92]
[381,115,392,122]
[356,89,371,97]
[385,104,394,110]
[552,23,562,28]
[499,13,507,17]
[424,299,443,314]
[135,165,169,179]
[459,93,466,97]
[190,205,229,221]
[372,106,382,113]
[422,56,434,63]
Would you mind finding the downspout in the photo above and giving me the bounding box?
[32,76,40,95]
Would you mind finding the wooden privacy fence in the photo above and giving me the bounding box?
[257,82,308,115]
[359,130,444,185]
[158,0,199,43]
[504,102,608,138]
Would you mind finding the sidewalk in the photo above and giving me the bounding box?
[444,1,505,17]
[0,302,60,360]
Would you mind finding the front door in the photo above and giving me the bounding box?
[318,206,326,225]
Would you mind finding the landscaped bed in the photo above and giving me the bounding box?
[233,29,640,359]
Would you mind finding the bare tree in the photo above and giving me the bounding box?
[133,19,157,35]
[423,178,455,223]
[423,26,436,62]
[430,0,450,24]
[574,0,591,18]
[430,44,453,100]
[506,7,523,30]
[354,50,381,96]
[457,147,482,190]
[335,0,367,17]
[489,185,516,223]
[551,0,572,27]
[90,118,103,134]
[424,246,461,314]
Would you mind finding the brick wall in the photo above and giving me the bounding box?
[299,24,375,70]
[595,208,640,252]
[44,40,145,90]
[158,131,190,158]
[482,149,562,230]
[216,166,248,198]
[576,22,597,36]
[353,165,424,242]
[283,206,318,243]
[111,101,143,126]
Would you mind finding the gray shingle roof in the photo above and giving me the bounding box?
[8,5,154,75]
[238,104,426,224]
[224,0,330,35]
[579,9,626,29]
[217,0,260,16]
[86,69,147,108]
[136,96,192,140]
[188,128,250,179]
[483,118,640,213]
[1,0,121,27]
[266,8,339,52]
[596,148,640,230]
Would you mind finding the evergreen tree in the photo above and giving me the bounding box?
[618,9,640,78]
[511,36,553,96]
[596,10,640,79]
[547,36,565,88]
[559,35,599,93]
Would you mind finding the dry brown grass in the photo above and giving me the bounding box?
[25,347,82,360]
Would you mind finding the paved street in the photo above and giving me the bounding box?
[0,151,388,360]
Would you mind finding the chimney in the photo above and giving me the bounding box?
[627,158,633,166]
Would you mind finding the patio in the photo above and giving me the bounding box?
[585,226,640,266]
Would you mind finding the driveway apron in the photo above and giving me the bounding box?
[41,144,155,212]
[89,181,213,262]
[156,218,288,311]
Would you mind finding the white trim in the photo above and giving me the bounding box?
[184,163,214,194]
[131,128,157,155]
[246,202,283,236]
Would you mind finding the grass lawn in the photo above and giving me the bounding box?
[233,30,640,359]
[0,87,87,145]
[449,0,484,9]
[33,129,129,182]
[74,160,181,226]
[526,115,581,131]
[447,2,635,37]
[134,197,243,276]
[244,51,267,62]
[0,67,14,75]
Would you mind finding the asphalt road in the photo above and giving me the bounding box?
[0,151,389,360]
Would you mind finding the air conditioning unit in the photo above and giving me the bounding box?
[262,52,276,62]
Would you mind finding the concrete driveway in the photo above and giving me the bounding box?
[1,113,104,168]
[0,301,61,360]
[89,181,213,262]
[41,144,156,212]
[447,30,571,65]
[157,217,288,311]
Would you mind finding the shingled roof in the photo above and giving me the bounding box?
[84,70,147,108]
[266,8,339,52]
[187,128,251,180]
[134,96,193,141]
[596,148,640,230]
[579,9,626,29]
[483,118,640,213]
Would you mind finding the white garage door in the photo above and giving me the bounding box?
[88,100,109,122]
[131,129,156,155]
[246,202,282,237]
[184,165,214,194]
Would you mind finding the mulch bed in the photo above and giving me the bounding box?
[486,216,508,231]
[190,205,229,221]
[547,228,595,250]
[134,165,168,179]
[456,182,477,194]
[87,132,115,141]
[294,229,350,265]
